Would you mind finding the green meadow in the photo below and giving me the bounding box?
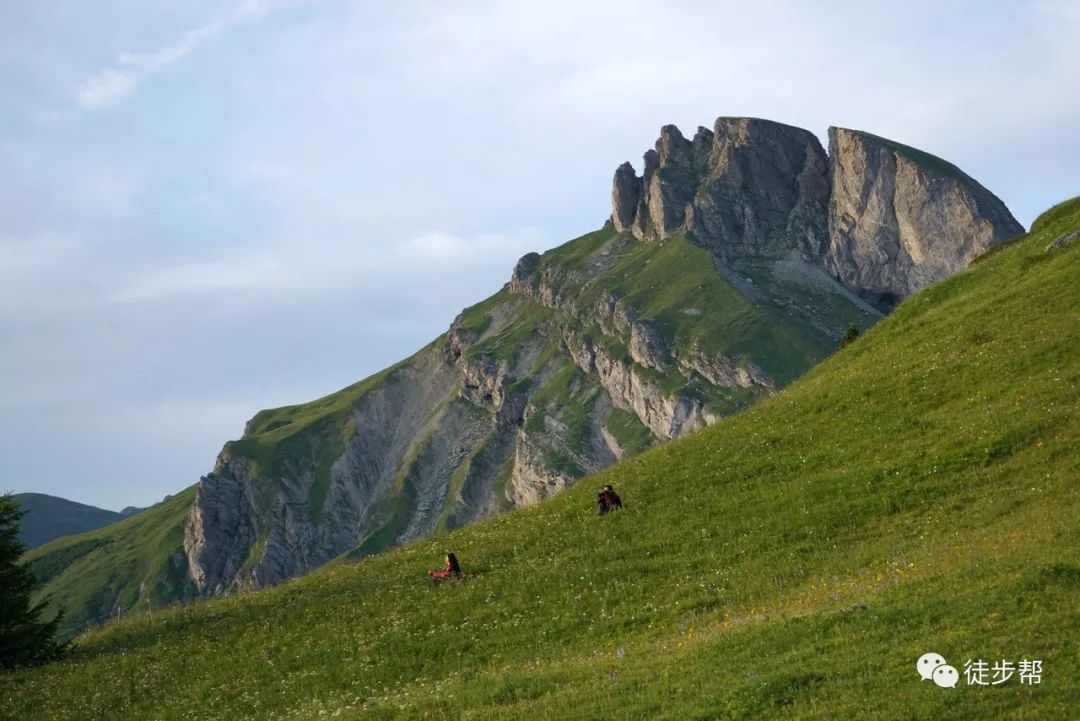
[4,198,1078,720]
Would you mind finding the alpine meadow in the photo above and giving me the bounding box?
[3,197,1077,719]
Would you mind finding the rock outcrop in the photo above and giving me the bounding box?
[1046,229,1079,253]
[183,453,258,594]
[614,118,832,261]
[825,128,1025,304]
[611,162,642,233]
[611,118,1023,305]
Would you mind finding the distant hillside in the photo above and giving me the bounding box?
[11,493,128,549]
[4,196,1075,721]
[22,490,197,638]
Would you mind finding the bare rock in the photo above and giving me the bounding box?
[563,329,716,439]
[678,344,774,390]
[825,127,1025,304]
[687,118,831,261]
[608,117,1022,305]
[1046,230,1079,252]
[183,453,259,595]
[505,431,574,506]
[611,162,642,232]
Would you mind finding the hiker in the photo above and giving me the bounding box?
[428,552,462,581]
[603,484,623,511]
[597,484,623,515]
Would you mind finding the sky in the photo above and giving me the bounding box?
[2,1,1078,511]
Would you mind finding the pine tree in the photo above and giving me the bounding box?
[0,495,65,669]
[840,322,861,349]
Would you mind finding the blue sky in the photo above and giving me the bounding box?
[2,1,1078,510]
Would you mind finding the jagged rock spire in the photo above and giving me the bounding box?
[611,116,1024,304]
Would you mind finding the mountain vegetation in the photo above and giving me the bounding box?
[3,196,1075,720]
[0,496,65,669]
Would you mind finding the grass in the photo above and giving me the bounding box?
[3,199,1077,719]
[537,224,619,269]
[836,128,979,186]
[463,297,558,366]
[530,228,877,386]
[21,488,199,639]
[1030,195,1080,234]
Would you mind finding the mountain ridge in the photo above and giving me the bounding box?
[11,493,131,549]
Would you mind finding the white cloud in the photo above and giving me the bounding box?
[396,230,545,265]
[75,0,272,110]
[0,232,76,277]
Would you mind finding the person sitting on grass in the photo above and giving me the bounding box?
[597,484,623,515]
[428,552,462,581]
[597,490,609,515]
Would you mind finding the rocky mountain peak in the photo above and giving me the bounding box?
[655,124,690,163]
[610,162,641,233]
[611,116,1023,304]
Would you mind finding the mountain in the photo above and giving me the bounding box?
[4,196,1076,721]
[23,490,197,637]
[11,493,127,549]
[23,117,1022,631]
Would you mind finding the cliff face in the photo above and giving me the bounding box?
[825,128,1025,303]
[175,116,1022,594]
[613,118,1024,305]
[615,119,831,263]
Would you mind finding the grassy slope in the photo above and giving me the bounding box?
[3,200,1077,719]
[838,128,979,186]
[12,493,125,549]
[22,488,198,638]
[529,227,879,387]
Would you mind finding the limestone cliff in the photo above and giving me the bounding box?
[612,117,1023,305]
[825,128,1025,303]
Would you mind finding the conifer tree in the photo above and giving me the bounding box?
[0,495,65,669]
